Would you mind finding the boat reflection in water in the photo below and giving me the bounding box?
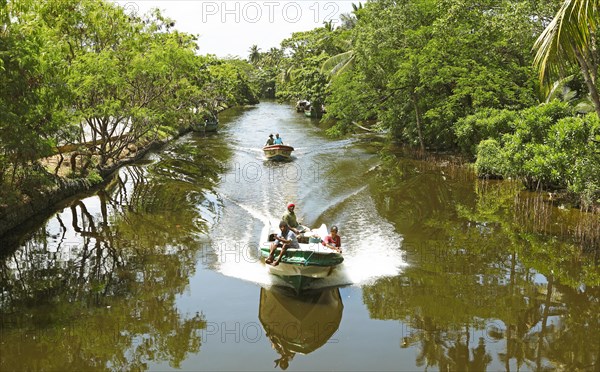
[259,287,343,370]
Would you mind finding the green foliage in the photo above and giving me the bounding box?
[247,47,284,99]
[533,0,600,116]
[334,0,544,149]
[15,164,54,195]
[271,25,347,114]
[276,54,330,112]
[471,101,600,206]
[86,170,103,185]
[1,0,257,198]
[511,100,573,143]
[475,139,506,178]
[455,109,518,156]
[323,70,378,134]
[500,101,573,188]
[457,100,573,159]
[212,58,260,106]
[0,0,71,185]
[546,114,600,204]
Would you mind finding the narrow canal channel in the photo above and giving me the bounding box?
[1,101,598,371]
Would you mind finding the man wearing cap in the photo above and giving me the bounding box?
[282,203,304,235]
[264,134,274,146]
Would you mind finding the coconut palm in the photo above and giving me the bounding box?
[248,44,261,65]
[339,2,362,30]
[321,3,363,78]
[533,0,600,117]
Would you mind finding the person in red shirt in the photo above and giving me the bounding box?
[322,225,341,253]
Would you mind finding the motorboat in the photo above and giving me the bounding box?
[259,222,344,292]
[262,144,294,161]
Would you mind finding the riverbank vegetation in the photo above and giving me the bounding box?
[0,0,259,221]
[248,0,600,209]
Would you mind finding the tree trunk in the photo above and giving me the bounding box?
[536,274,553,370]
[412,93,425,152]
[54,153,64,176]
[575,49,600,118]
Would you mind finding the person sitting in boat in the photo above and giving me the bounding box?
[265,221,299,266]
[265,133,274,146]
[273,133,284,145]
[322,225,342,253]
[282,203,306,235]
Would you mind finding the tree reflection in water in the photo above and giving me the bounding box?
[0,135,231,370]
[362,149,599,371]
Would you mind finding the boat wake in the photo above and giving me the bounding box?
[302,195,407,290]
[206,194,406,291]
[205,118,406,291]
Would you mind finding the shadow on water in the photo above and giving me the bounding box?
[258,286,343,370]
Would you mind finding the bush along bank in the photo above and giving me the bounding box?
[454,101,600,210]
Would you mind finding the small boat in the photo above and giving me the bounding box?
[262,144,294,161]
[204,116,218,132]
[191,115,218,132]
[260,223,344,292]
[295,100,310,113]
[305,105,324,118]
[259,286,343,368]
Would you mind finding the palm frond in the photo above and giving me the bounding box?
[533,0,599,89]
[320,50,355,77]
[575,100,594,113]
[545,75,574,102]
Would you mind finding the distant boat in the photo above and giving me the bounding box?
[191,115,218,132]
[305,105,325,118]
[262,144,294,161]
[204,116,218,132]
[295,100,310,113]
[260,223,344,292]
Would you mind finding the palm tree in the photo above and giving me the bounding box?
[339,2,362,30]
[533,0,600,118]
[248,44,261,65]
[320,3,363,78]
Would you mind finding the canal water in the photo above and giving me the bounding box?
[0,102,598,371]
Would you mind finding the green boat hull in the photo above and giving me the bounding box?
[260,245,343,292]
[204,120,218,132]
